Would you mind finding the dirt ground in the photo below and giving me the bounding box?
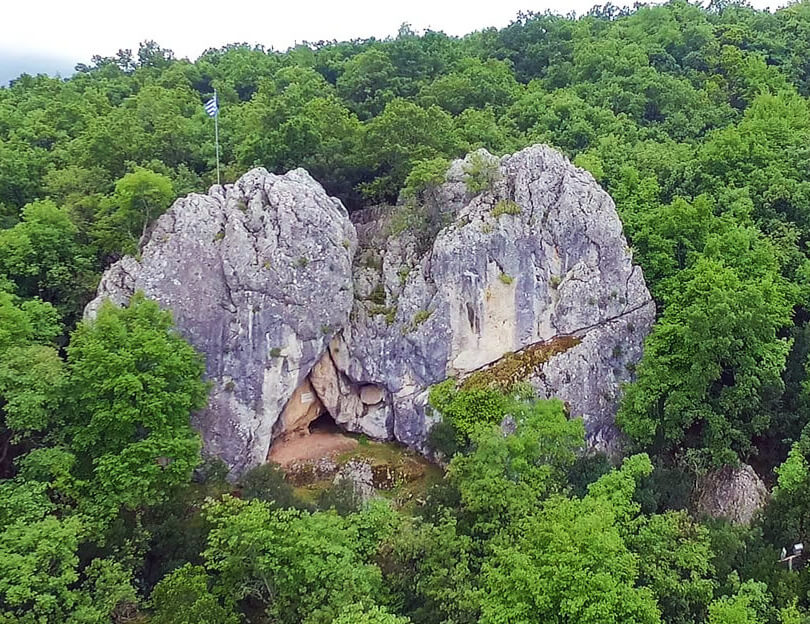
[268,430,358,467]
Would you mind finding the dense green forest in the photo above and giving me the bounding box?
[7,1,810,621]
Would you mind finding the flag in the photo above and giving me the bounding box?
[204,94,218,117]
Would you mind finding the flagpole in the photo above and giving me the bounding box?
[214,89,221,186]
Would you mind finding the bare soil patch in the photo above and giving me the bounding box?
[268,431,358,467]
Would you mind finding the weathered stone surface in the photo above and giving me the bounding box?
[86,168,356,474]
[695,464,769,525]
[88,144,654,474]
[275,378,324,445]
[334,146,655,456]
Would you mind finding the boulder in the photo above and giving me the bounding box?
[695,463,769,525]
[87,145,655,474]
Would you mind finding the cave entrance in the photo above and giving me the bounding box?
[268,380,358,467]
[308,409,340,435]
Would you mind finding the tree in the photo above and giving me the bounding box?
[93,167,174,256]
[0,200,96,323]
[337,48,399,119]
[0,293,63,473]
[64,294,207,510]
[203,496,383,624]
[377,513,477,624]
[333,603,411,624]
[447,397,584,535]
[149,564,239,624]
[478,456,661,624]
[625,511,715,624]
[0,516,135,623]
[706,580,772,624]
[359,99,459,202]
[618,257,793,468]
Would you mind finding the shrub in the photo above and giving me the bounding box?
[317,478,364,515]
[493,199,521,217]
[412,310,431,325]
[368,284,386,305]
[402,157,450,199]
[239,463,298,509]
[389,201,428,236]
[498,273,513,285]
[428,379,509,439]
[462,151,501,194]
[427,418,463,458]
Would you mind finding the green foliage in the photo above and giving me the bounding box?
[65,293,207,510]
[448,398,584,535]
[0,200,96,323]
[0,292,64,443]
[618,257,793,468]
[492,198,521,217]
[0,516,136,623]
[360,99,458,202]
[461,150,500,194]
[203,496,383,624]
[428,379,509,439]
[333,603,411,624]
[479,456,660,624]
[412,309,431,326]
[317,477,364,516]
[625,511,715,624]
[377,514,477,624]
[239,462,298,508]
[707,580,772,624]
[402,157,450,199]
[149,564,239,624]
[94,167,174,256]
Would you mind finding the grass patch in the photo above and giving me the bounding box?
[493,199,521,217]
[462,335,582,391]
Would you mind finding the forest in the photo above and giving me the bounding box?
[5,0,810,621]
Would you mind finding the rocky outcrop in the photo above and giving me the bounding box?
[322,147,655,457]
[695,464,769,525]
[86,168,356,475]
[87,145,655,475]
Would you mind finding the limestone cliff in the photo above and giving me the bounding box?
[87,168,356,474]
[86,145,655,474]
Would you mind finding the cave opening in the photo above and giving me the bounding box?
[308,409,340,435]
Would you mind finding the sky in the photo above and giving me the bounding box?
[0,0,785,85]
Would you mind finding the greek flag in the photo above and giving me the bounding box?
[204,94,218,117]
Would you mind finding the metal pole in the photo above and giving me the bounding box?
[214,90,221,186]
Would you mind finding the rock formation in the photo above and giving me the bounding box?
[86,145,655,475]
[87,168,356,474]
[695,464,769,525]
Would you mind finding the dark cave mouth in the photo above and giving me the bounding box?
[308,410,340,435]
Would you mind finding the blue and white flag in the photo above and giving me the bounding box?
[204,94,218,117]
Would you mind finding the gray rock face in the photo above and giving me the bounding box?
[87,145,655,474]
[695,464,769,525]
[327,146,655,457]
[86,168,356,474]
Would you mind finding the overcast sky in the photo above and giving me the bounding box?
[0,0,784,85]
